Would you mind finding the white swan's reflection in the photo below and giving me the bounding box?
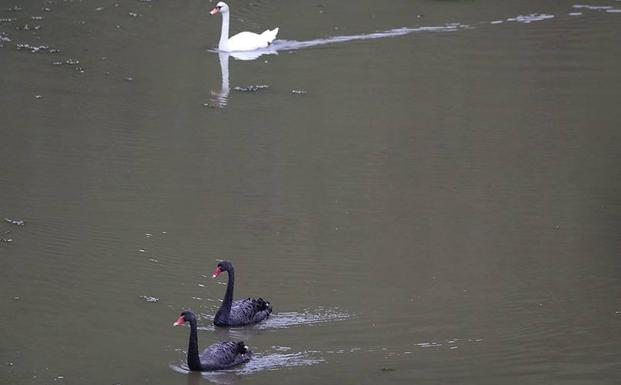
[210,48,277,107]
[209,52,230,107]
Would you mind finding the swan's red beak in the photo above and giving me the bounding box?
[173,316,185,326]
[210,7,220,15]
[212,266,222,278]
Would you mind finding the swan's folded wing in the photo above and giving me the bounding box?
[200,341,250,369]
[229,298,273,324]
[232,298,271,312]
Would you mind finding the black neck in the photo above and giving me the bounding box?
[187,318,202,371]
[220,268,235,317]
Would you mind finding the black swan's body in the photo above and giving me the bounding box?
[212,260,272,327]
[173,310,251,371]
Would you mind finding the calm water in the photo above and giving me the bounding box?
[1,0,620,384]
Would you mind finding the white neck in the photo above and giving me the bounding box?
[218,11,230,51]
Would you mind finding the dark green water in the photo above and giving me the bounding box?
[1,1,620,384]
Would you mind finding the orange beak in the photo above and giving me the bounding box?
[210,7,220,15]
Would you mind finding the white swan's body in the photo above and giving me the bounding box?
[210,2,279,52]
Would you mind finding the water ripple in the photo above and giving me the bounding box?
[194,308,350,333]
[208,24,469,61]
[573,4,615,10]
[256,308,351,329]
[505,13,555,24]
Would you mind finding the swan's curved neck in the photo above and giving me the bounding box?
[187,319,202,371]
[218,11,230,51]
[220,268,235,316]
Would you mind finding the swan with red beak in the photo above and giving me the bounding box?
[173,310,251,371]
[211,260,272,326]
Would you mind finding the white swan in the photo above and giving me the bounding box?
[210,2,279,52]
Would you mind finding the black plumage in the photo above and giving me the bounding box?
[212,260,272,327]
[174,310,251,371]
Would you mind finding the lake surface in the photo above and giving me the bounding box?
[1,0,620,384]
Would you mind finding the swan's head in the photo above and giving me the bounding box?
[173,310,196,326]
[212,260,233,278]
[210,1,229,15]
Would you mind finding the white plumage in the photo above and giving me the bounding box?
[210,2,279,52]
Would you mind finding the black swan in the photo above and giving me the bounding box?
[212,260,272,327]
[173,310,251,371]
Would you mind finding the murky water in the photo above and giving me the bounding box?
[1,0,620,384]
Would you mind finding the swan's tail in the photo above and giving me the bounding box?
[236,341,251,355]
[261,27,279,44]
[255,297,272,313]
